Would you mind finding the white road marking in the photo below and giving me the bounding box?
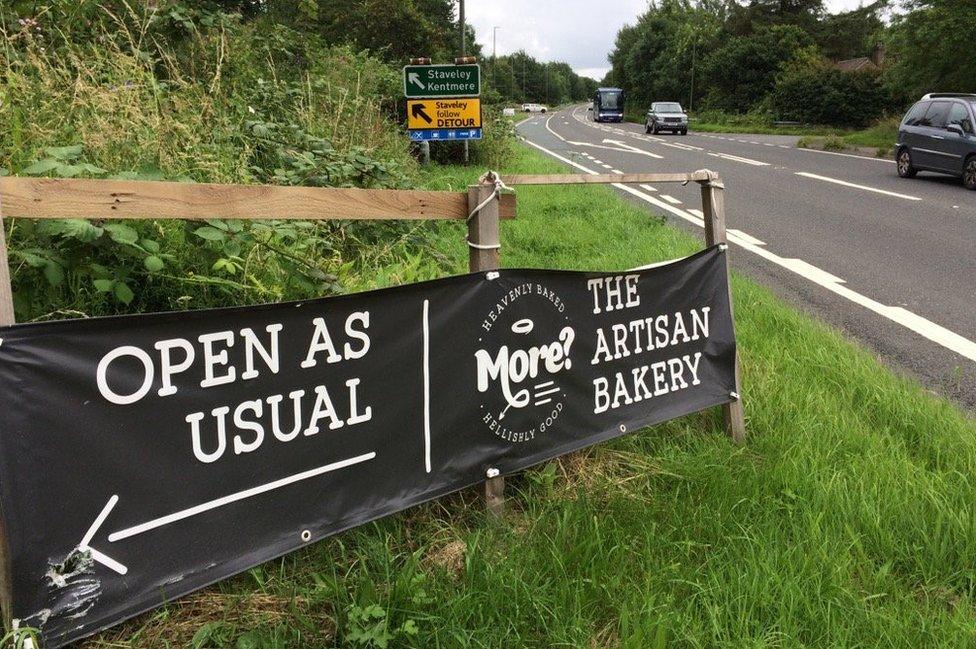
[520,133,976,364]
[798,147,895,164]
[639,184,657,193]
[796,172,921,201]
[688,208,704,217]
[611,169,625,174]
[661,194,682,204]
[708,152,770,166]
[727,229,766,246]
[602,138,665,159]
[659,141,704,152]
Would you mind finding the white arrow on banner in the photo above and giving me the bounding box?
[408,72,424,89]
[79,496,128,575]
[106,451,376,544]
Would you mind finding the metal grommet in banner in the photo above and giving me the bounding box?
[301,530,312,543]
[486,467,500,478]
[619,424,626,433]
[730,391,740,400]
[486,271,500,281]
[718,243,729,251]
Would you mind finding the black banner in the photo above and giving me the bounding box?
[0,246,735,647]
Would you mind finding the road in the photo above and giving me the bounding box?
[517,106,976,409]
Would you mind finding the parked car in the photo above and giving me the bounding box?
[646,102,688,135]
[896,93,976,190]
[521,103,548,113]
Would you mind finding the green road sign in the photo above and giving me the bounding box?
[403,64,480,99]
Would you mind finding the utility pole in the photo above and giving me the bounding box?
[522,56,526,102]
[459,0,469,163]
[492,26,499,90]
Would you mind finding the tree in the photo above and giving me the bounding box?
[700,24,813,111]
[885,0,976,101]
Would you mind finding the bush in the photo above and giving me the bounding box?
[0,3,466,321]
[771,60,889,127]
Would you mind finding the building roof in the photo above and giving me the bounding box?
[834,57,878,72]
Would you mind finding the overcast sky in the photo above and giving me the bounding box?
[467,0,874,80]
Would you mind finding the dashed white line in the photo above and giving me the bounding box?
[795,172,921,201]
[708,152,770,166]
[797,147,895,164]
[661,194,682,205]
[639,184,657,193]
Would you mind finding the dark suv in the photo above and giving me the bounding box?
[896,93,976,190]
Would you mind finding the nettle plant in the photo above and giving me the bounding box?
[241,117,406,189]
[7,138,428,321]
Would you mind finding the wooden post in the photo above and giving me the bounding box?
[0,215,13,327]
[0,204,15,634]
[468,177,504,515]
[698,172,746,443]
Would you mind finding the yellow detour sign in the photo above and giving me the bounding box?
[407,98,482,130]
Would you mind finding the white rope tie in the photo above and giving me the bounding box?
[466,170,513,251]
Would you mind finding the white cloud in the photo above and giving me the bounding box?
[465,1,647,76]
[464,1,882,77]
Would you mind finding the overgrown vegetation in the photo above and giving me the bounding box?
[0,1,470,321]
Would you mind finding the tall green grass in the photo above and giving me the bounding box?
[81,146,976,648]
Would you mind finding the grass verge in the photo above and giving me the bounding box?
[82,145,976,648]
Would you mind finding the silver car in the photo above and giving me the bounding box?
[646,102,688,135]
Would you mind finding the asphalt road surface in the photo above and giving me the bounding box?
[517,105,976,409]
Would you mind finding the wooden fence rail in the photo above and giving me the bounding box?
[0,178,516,221]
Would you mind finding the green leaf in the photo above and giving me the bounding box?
[114,282,134,305]
[400,619,419,636]
[205,219,230,231]
[54,164,83,178]
[21,159,60,175]
[93,279,115,293]
[18,251,49,268]
[40,219,103,243]
[0,168,8,176]
[43,145,84,161]
[141,239,161,253]
[43,262,64,287]
[78,162,108,176]
[104,223,139,245]
[144,255,165,272]
[194,226,227,242]
[223,239,242,257]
